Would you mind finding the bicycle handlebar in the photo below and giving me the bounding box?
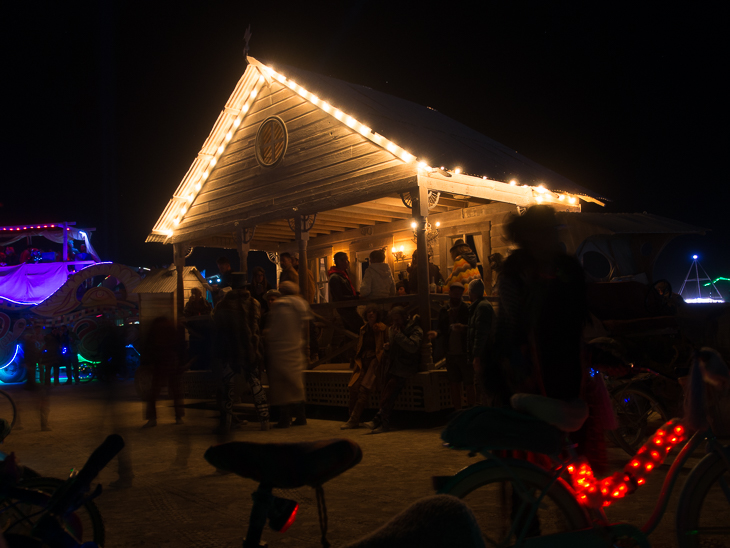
[31,434,124,546]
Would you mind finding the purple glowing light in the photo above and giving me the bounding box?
[0,345,21,371]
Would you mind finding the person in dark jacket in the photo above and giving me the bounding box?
[212,273,269,432]
[364,307,423,433]
[327,252,363,333]
[429,282,473,409]
[407,250,444,294]
[250,266,271,314]
[467,278,495,405]
[142,316,185,427]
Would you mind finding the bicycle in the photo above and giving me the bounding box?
[0,434,123,547]
[435,400,730,547]
[204,439,488,548]
[0,390,18,438]
[607,368,670,455]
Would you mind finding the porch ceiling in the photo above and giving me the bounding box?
[249,193,491,247]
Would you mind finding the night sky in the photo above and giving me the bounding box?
[3,2,728,296]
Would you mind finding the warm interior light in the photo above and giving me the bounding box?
[218,145,224,154]
[250,89,258,98]
[391,247,397,253]
[195,182,201,191]
[387,143,397,153]
[418,162,427,169]
[510,180,517,185]
[225,132,232,142]
[399,245,404,252]
[410,221,417,229]
[210,158,217,166]
[568,196,577,204]
[233,118,241,128]
[435,222,440,227]
[242,103,249,113]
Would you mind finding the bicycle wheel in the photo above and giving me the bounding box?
[0,389,18,434]
[676,449,730,548]
[0,477,105,547]
[609,387,668,456]
[77,362,96,383]
[441,458,590,547]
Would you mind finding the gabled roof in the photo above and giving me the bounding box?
[148,56,599,244]
[132,266,208,294]
[273,63,598,198]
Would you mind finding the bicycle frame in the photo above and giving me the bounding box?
[640,428,728,536]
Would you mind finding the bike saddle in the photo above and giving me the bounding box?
[204,439,362,489]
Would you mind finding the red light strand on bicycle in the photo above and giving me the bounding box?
[566,419,687,509]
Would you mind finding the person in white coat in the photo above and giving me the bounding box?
[360,248,396,300]
[264,281,313,428]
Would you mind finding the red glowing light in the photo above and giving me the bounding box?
[654,438,663,445]
[637,479,645,485]
[631,460,640,467]
[567,465,574,473]
[645,463,653,471]
[670,437,677,443]
[657,430,666,436]
[279,503,299,533]
[675,425,684,435]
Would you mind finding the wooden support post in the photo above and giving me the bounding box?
[413,187,434,371]
[295,215,312,360]
[235,226,250,278]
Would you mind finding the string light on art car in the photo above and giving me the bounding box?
[566,419,687,509]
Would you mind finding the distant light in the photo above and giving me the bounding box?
[510,180,517,185]
[693,255,698,260]
[435,222,441,227]
[454,167,461,175]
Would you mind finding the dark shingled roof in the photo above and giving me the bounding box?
[271,62,603,200]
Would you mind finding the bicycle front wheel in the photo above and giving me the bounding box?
[676,449,730,548]
[609,386,668,456]
[440,458,590,547]
[0,389,18,435]
[0,477,105,547]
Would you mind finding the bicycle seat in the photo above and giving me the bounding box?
[204,438,362,489]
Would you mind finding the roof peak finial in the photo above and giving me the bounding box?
[243,25,252,60]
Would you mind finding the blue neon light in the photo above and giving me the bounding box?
[0,345,21,371]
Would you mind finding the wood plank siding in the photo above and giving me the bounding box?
[173,80,415,244]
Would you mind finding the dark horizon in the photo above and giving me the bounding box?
[3,3,728,296]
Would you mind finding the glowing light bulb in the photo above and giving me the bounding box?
[166,229,173,237]
[233,118,241,128]
[322,102,331,112]
[250,88,258,98]
[334,110,343,120]
[202,171,209,180]
[535,195,543,204]
[225,132,232,142]
[454,167,461,174]
[387,143,397,153]
[173,218,180,226]
[258,75,265,84]
[345,116,356,127]
[187,193,194,202]
[418,162,427,169]
[359,124,370,135]
[692,255,698,260]
[391,247,397,253]
[435,222,440,227]
[218,145,224,154]
[399,245,404,252]
[559,195,565,201]
[310,94,319,104]
[568,196,577,204]
[195,182,201,191]
[411,221,417,229]
[242,104,249,113]
[401,152,413,162]
[181,206,187,215]
[510,180,517,185]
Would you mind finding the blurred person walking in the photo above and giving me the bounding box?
[429,282,473,410]
[364,307,423,433]
[466,279,495,405]
[213,273,269,432]
[341,305,387,429]
[142,316,185,427]
[264,281,312,428]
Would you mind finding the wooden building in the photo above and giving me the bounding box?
[146,56,605,410]
[132,265,209,341]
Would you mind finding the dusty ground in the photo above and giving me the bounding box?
[1,380,706,547]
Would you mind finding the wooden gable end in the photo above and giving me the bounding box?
[175,79,416,243]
